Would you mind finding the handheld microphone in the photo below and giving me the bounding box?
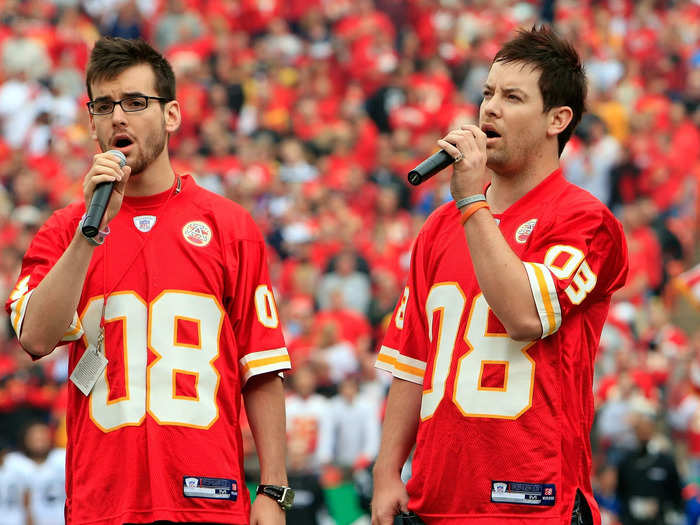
[407,149,455,186]
[82,150,127,238]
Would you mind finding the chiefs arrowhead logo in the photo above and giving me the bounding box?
[182,221,212,247]
[515,219,537,244]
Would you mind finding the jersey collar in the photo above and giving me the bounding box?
[122,173,189,211]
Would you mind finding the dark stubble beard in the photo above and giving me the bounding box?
[130,120,168,175]
[100,117,168,176]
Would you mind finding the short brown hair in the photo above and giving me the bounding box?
[86,37,175,102]
[493,26,586,156]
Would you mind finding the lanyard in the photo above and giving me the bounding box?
[98,175,181,332]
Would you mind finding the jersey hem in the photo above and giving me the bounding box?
[68,507,248,525]
[415,512,561,524]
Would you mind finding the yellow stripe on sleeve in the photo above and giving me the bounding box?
[394,360,426,380]
[376,345,398,373]
[239,347,291,383]
[241,354,291,375]
[376,346,425,384]
[62,314,84,341]
[531,264,557,335]
[10,294,27,335]
[524,262,562,338]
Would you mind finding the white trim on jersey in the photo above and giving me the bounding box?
[62,312,84,341]
[239,347,291,384]
[376,345,426,385]
[10,289,83,343]
[375,345,398,374]
[9,288,31,339]
[523,261,562,338]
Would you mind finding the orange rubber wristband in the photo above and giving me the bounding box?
[460,201,490,225]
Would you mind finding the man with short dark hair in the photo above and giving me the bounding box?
[372,26,628,525]
[6,37,292,524]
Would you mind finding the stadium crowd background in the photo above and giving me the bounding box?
[0,0,698,523]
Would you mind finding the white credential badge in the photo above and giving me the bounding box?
[70,339,108,396]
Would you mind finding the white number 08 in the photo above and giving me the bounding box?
[81,291,224,432]
[420,283,535,421]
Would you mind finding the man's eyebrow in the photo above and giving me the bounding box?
[91,91,148,101]
[482,84,528,96]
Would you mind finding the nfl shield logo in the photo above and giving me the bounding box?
[134,215,157,232]
[185,477,199,488]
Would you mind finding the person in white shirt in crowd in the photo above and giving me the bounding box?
[0,18,52,81]
[0,70,54,150]
[0,436,32,525]
[21,421,66,525]
[311,317,360,387]
[596,370,649,465]
[357,352,390,418]
[320,374,381,472]
[563,114,621,208]
[285,364,334,473]
[317,251,372,315]
[669,358,700,483]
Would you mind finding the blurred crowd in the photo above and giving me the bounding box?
[0,0,698,523]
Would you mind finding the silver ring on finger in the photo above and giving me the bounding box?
[454,152,463,163]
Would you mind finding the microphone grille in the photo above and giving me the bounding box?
[107,149,127,167]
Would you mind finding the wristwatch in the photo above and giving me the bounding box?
[256,484,295,511]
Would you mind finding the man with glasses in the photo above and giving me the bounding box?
[6,37,293,524]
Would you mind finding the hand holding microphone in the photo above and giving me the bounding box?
[82,150,131,238]
[407,125,488,197]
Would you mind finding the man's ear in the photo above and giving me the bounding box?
[164,100,181,134]
[547,106,573,138]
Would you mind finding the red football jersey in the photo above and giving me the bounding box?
[6,175,291,525]
[376,170,628,524]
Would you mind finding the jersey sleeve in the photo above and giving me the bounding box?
[522,205,628,338]
[225,228,290,384]
[5,210,84,350]
[375,233,429,385]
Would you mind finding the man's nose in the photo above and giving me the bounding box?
[111,103,128,125]
[481,95,501,118]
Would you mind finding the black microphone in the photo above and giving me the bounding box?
[407,149,455,186]
[82,150,127,238]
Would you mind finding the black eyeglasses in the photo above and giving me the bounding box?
[87,95,171,115]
